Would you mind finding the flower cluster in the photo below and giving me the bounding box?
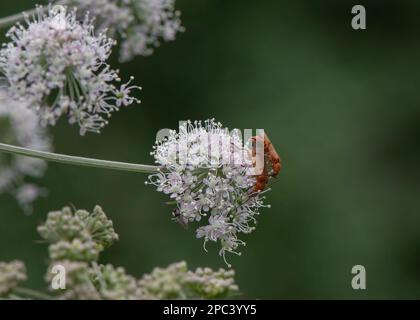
[93,264,140,299]
[184,266,238,299]
[0,5,141,135]
[0,207,239,300]
[45,261,140,300]
[0,90,52,213]
[37,205,238,300]
[56,0,184,62]
[0,261,27,297]
[45,261,100,300]
[146,119,271,266]
[38,205,119,261]
[138,261,238,299]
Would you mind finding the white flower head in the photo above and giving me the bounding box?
[146,119,272,266]
[0,90,52,213]
[0,5,141,135]
[55,0,184,62]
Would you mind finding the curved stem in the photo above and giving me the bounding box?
[0,8,36,29]
[0,1,66,29]
[0,143,159,174]
[13,287,53,300]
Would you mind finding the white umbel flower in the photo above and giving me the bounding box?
[146,120,271,266]
[56,0,184,62]
[0,90,52,213]
[0,5,141,135]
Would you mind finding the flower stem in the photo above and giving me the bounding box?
[13,287,53,300]
[0,1,66,29]
[0,143,159,174]
[0,8,36,29]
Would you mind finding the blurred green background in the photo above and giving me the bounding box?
[1,0,420,299]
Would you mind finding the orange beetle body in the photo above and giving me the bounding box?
[251,133,282,192]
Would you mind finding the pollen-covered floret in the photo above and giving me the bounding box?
[0,5,141,135]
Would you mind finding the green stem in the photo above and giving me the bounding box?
[0,1,66,29]
[13,287,53,300]
[0,143,159,174]
[0,8,37,29]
